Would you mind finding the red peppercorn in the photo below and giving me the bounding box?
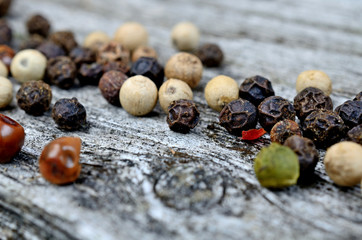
[39,136,81,185]
[0,114,25,163]
[0,44,15,71]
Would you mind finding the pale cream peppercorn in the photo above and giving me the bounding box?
[83,31,110,52]
[132,46,158,62]
[10,49,47,83]
[159,79,193,113]
[120,75,157,116]
[164,52,203,88]
[296,70,332,96]
[171,22,200,51]
[324,141,362,186]
[0,61,8,77]
[114,22,148,51]
[0,76,13,108]
[204,75,239,112]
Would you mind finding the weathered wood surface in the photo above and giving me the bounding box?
[1,0,362,239]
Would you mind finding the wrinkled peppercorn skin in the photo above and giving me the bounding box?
[26,14,51,38]
[219,98,257,136]
[353,91,362,101]
[47,56,77,89]
[102,61,130,75]
[69,47,96,69]
[19,34,45,50]
[16,81,52,116]
[347,125,362,145]
[294,87,333,121]
[0,114,25,163]
[195,43,223,67]
[97,41,130,66]
[0,20,12,46]
[167,99,200,133]
[0,44,14,71]
[239,75,275,107]
[39,136,81,185]
[99,70,128,106]
[130,57,164,89]
[302,109,346,148]
[270,119,302,144]
[78,62,104,85]
[50,31,78,53]
[37,41,66,59]
[335,100,362,129]
[258,96,296,132]
[52,98,87,130]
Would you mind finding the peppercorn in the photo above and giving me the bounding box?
[219,98,258,136]
[164,52,203,88]
[258,96,296,132]
[324,141,362,186]
[50,31,78,53]
[0,44,14,71]
[158,78,193,113]
[171,22,200,51]
[204,75,239,112]
[0,0,12,17]
[26,14,51,38]
[347,125,362,145]
[83,31,110,52]
[37,41,66,59]
[98,70,128,106]
[114,22,148,51]
[354,91,362,101]
[47,56,76,89]
[11,49,47,83]
[0,76,12,108]
[19,34,45,50]
[0,19,12,45]
[254,143,299,188]
[302,109,346,148]
[296,70,332,96]
[16,81,52,116]
[132,46,157,62]
[78,62,103,86]
[96,41,130,66]
[293,87,333,121]
[335,100,362,129]
[69,47,96,68]
[195,43,223,67]
[39,136,81,185]
[0,61,7,77]
[167,99,200,133]
[239,75,275,107]
[119,75,158,116]
[0,114,25,163]
[102,61,129,75]
[284,135,319,178]
[130,57,164,89]
[52,97,87,130]
[270,120,302,144]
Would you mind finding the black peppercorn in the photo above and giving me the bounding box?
[219,98,257,136]
[353,91,362,101]
[335,100,362,129]
[0,0,12,17]
[26,14,51,38]
[19,34,45,50]
[293,87,333,121]
[167,99,200,133]
[239,75,275,107]
[302,109,346,148]
[284,135,319,178]
[258,96,296,132]
[16,80,52,116]
[69,47,96,69]
[78,62,104,85]
[37,41,66,59]
[347,125,362,145]
[195,43,223,67]
[130,57,164,89]
[50,31,78,53]
[102,61,130,75]
[52,97,86,130]
[98,70,128,106]
[96,41,130,66]
[0,19,12,46]
[270,119,302,144]
[47,56,77,89]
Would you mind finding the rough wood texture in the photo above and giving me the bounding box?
[1,0,362,239]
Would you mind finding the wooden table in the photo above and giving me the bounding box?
[1,0,361,239]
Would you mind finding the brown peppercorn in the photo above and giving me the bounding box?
[302,109,346,148]
[195,43,224,67]
[0,0,12,17]
[37,41,66,59]
[219,98,258,136]
[284,135,319,178]
[39,136,81,185]
[353,91,362,101]
[270,119,302,144]
[69,47,95,68]
[98,70,128,106]
[293,87,333,121]
[167,99,200,133]
[335,100,362,129]
[50,31,78,53]
[347,125,362,145]
[52,97,86,130]
[258,96,296,132]
[47,56,77,89]
[96,41,130,66]
[26,14,51,38]
[19,34,45,50]
[78,62,103,86]
[130,57,164,88]
[0,44,14,71]
[102,61,130,75]
[132,46,157,62]
[16,80,52,116]
[239,75,275,107]
[0,19,12,46]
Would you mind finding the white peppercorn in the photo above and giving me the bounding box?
[296,70,332,96]
[114,22,148,51]
[0,76,12,108]
[83,31,110,52]
[159,78,193,113]
[171,22,200,51]
[0,60,7,77]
